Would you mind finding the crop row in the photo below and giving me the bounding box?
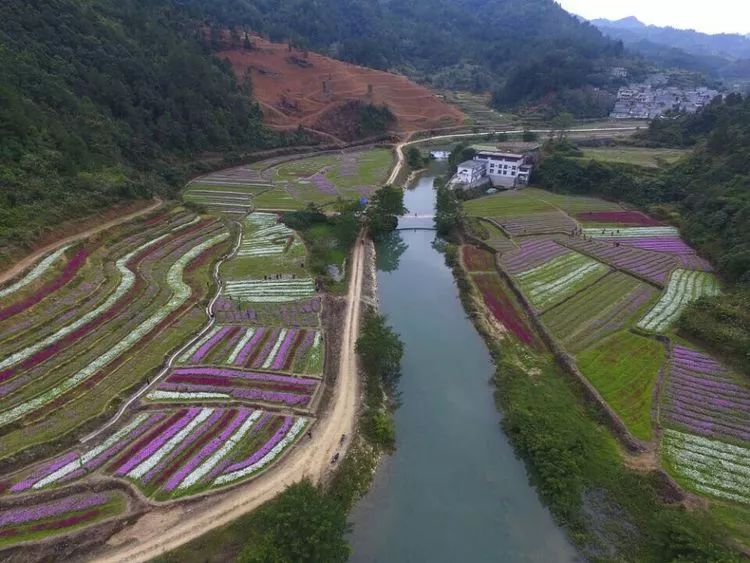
[9,407,308,499]
[238,213,299,258]
[223,278,316,303]
[214,295,322,326]
[515,252,609,311]
[583,226,680,238]
[575,210,661,226]
[541,272,656,353]
[179,325,322,375]
[0,231,229,427]
[662,346,750,443]
[497,211,577,236]
[502,239,571,275]
[461,246,496,272]
[0,491,125,546]
[563,238,679,284]
[470,273,538,347]
[149,366,320,408]
[637,269,720,333]
[0,244,73,301]
[662,428,750,504]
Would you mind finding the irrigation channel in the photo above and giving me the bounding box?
[348,162,578,562]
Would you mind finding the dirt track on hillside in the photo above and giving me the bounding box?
[0,198,163,287]
[90,234,365,563]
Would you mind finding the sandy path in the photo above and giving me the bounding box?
[90,234,365,563]
[0,198,163,287]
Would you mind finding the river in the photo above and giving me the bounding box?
[348,164,578,562]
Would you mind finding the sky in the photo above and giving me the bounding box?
[555,0,750,35]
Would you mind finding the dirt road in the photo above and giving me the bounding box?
[91,234,366,563]
[0,198,163,287]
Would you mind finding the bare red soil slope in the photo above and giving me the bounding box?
[218,36,464,136]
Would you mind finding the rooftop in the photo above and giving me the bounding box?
[458,160,486,170]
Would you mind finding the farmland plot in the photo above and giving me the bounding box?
[471,273,538,347]
[638,269,720,333]
[514,252,610,311]
[541,272,657,353]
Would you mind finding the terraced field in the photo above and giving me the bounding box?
[185,149,393,213]
[0,159,335,549]
[462,185,750,514]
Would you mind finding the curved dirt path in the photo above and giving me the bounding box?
[0,198,163,287]
[91,234,365,563]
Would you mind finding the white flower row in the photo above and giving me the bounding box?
[227,328,256,364]
[128,408,215,480]
[177,410,263,490]
[223,278,316,302]
[214,418,308,485]
[262,329,288,369]
[527,262,605,307]
[32,412,152,489]
[0,235,168,371]
[246,213,278,229]
[638,269,720,332]
[583,226,680,238]
[179,326,223,363]
[0,244,73,300]
[516,252,586,279]
[146,391,231,401]
[0,233,229,426]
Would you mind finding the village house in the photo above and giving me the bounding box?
[454,148,534,189]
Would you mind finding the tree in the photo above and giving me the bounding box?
[405,146,424,169]
[522,129,539,142]
[551,112,574,141]
[366,184,407,240]
[239,480,350,563]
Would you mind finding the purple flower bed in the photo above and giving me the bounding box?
[223,416,294,474]
[0,492,110,528]
[11,452,79,493]
[271,329,297,370]
[171,367,318,386]
[663,346,750,442]
[115,408,201,476]
[213,297,321,326]
[163,408,253,492]
[503,240,571,275]
[608,236,695,254]
[309,174,337,195]
[192,326,234,362]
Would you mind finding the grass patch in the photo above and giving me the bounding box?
[576,330,664,440]
[577,147,688,168]
[252,188,305,211]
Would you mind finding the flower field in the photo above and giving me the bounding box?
[662,346,750,443]
[0,490,127,546]
[541,272,657,353]
[0,244,73,300]
[184,166,274,215]
[178,325,322,375]
[470,273,538,347]
[149,367,320,408]
[502,239,571,275]
[497,211,578,236]
[637,269,720,333]
[576,210,661,226]
[223,278,317,303]
[7,407,308,500]
[514,252,610,311]
[214,295,322,326]
[237,213,297,258]
[663,429,750,504]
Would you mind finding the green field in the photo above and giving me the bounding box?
[465,187,622,218]
[576,330,665,440]
[578,147,689,168]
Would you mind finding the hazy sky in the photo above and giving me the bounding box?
[556,0,750,35]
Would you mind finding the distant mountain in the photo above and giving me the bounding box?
[592,17,750,60]
[591,17,750,81]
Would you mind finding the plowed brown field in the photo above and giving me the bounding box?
[218,36,464,135]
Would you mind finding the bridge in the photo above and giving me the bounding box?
[396,214,436,231]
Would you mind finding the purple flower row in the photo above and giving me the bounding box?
[0,492,110,528]
[224,416,294,474]
[163,408,254,492]
[271,329,297,370]
[172,366,317,386]
[504,240,570,275]
[193,326,234,362]
[158,382,311,407]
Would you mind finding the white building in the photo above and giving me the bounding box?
[456,160,487,186]
[474,150,530,187]
[430,150,450,160]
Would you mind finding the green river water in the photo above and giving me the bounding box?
[348,165,578,562]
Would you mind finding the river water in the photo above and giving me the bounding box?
[348,164,578,562]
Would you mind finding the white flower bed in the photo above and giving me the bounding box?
[0,233,229,426]
[33,413,152,489]
[177,410,263,490]
[637,269,720,332]
[0,235,168,371]
[227,328,255,364]
[262,329,288,369]
[179,326,223,363]
[214,417,307,485]
[128,408,215,480]
[223,278,316,303]
[0,244,72,300]
[663,429,750,504]
[146,390,231,401]
[583,226,680,238]
[517,253,607,309]
[236,216,296,258]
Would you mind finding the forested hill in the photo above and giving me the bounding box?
[178,0,630,115]
[0,0,304,263]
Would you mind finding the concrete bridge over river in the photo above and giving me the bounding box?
[396,214,435,231]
